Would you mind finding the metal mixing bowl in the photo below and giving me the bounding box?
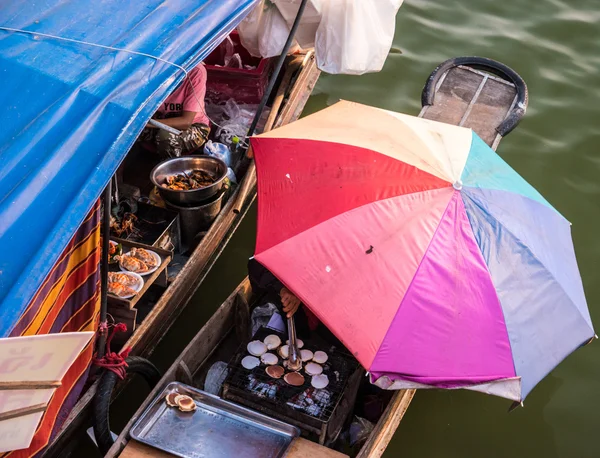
[150,156,228,206]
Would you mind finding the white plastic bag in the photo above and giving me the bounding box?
[274,0,323,49]
[258,2,301,58]
[204,361,229,395]
[237,1,264,57]
[237,0,302,58]
[315,0,403,75]
[204,140,232,166]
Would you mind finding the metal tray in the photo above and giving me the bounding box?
[130,382,300,458]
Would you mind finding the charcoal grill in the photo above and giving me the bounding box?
[222,327,363,445]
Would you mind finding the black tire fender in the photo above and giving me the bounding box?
[92,356,161,455]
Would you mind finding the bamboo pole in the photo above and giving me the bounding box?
[98,180,112,358]
[0,403,47,422]
[0,381,61,390]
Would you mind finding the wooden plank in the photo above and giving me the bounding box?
[356,389,415,458]
[420,65,517,148]
[463,76,517,145]
[174,360,193,386]
[120,438,349,458]
[120,441,158,458]
[106,305,137,336]
[287,438,349,458]
[0,403,47,422]
[0,381,60,390]
[111,238,174,255]
[274,53,320,129]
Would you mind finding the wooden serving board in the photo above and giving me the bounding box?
[108,238,172,310]
[120,438,349,458]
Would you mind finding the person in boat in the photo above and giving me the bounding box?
[248,257,331,340]
[137,65,211,158]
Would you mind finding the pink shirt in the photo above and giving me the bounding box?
[156,65,209,126]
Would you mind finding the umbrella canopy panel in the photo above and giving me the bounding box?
[251,101,594,401]
[0,0,258,336]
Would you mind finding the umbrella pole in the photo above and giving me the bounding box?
[245,0,309,139]
[97,179,112,358]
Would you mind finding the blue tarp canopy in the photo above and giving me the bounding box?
[0,0,258,336]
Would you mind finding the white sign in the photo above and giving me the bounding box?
[0,332,94,453]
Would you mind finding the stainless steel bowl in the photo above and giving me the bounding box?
[150,156,228,207]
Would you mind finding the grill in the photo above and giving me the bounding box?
[222,327,363,445]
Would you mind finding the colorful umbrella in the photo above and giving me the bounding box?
[250,101,595,402]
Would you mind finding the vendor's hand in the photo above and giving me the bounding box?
[280,287,301,318]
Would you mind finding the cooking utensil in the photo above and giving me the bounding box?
[148,119,182,136]
[286,316,302,371]
[150,156,228,206]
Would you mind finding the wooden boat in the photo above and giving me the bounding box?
[41,51,321,458]
[102,57,529,458]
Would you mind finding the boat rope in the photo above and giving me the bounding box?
[0,26,250,146]
[92,322,131,379]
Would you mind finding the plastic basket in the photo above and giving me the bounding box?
[205,31,275,104]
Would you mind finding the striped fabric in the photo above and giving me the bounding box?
[2,201,101,458]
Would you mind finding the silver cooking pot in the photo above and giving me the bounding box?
[150,156,228,207]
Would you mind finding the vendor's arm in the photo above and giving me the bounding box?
[147,111,197,131]
[280,287,301,318]
[248,258,302,318]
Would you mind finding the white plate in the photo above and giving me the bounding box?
[119,249,161,276]
[108,271,144,299]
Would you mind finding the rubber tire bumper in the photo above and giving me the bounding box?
[93,356,162,455]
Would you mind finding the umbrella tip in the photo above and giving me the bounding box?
[595,334,598,339]
[452,180,463,191]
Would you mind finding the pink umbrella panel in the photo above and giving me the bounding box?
[250,101,594,402]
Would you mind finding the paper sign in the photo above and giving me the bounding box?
[0,331,94,452]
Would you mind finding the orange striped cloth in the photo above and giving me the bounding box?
[2,201,101,458]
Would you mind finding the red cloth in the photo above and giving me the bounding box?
[303,306,320,331]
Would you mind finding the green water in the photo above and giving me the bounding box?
[112,1,600,456]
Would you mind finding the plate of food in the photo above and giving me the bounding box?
[108,240,122,264]
[118,248,161,276]
[108,271,144,299]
